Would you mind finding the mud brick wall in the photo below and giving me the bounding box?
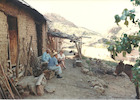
[0,11,8,67]
[0,1,48,73]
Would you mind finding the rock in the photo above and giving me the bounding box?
[81,67,89,74]
[17,76,37,89]
[91,80,102,87]
[94,86,105,94]
[16,85,23,91]
[82,60,90,69]
[36,85,44,96]
[90,78,108,88]
[18,89,24,95]
[28,84,37,95]
[22,90,30,96]
[87,71,94,76]
[45,86,55,93]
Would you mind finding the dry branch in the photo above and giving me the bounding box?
[0,64,15,99]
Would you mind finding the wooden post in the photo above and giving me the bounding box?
[7,76,22,99]
[16,39,20,78]
[25,36,33,76]
[75,42,82,59]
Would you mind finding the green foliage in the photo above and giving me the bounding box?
[108,1,140,87]
[114,15,121,25]
[86,60,90,66]
[82,56,87,60]
[132,58,140,86]
[114,8,136,26]
[134,0,140,6]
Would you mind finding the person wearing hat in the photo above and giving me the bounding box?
[42,49,51,63]
[47,52,62,78]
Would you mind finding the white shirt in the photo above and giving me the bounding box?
[58,54,65,60]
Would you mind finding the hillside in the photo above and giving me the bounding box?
[106,23,139,39]
[44,13,100,36]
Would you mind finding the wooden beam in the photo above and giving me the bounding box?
[36,73,45,86]
[25,36,33,76]
[16,38,20,78]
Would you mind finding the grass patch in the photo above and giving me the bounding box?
[82,56,88,60]
[86,60,90,66]
[103,60,118,67]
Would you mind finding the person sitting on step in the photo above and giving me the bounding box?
[58,50,66,69]
[47,52,62,78]
[42,49,51,63]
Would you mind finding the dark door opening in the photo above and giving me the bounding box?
[7,15,18,66]
[36,23,43,56]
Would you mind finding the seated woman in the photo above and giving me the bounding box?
[58,50,66,69]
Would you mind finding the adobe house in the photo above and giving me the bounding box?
[47,29,74,52]
[0,0,48,76]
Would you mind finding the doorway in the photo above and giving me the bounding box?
[36,23,43,56]
[7,15,18,66]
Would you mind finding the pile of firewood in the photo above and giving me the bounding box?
[0,64,22,99]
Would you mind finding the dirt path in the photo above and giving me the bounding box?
[25,56,136,99]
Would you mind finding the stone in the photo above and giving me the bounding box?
[81,67,89,74]
[87,71,94,76]
[91,80,103,87]
[94,86,105,94]
[90,79,108,88]
[18,89,24,95]
[17,76,37,89]
[22,90,30,96]
[28,84,37,95]
[45,86,55,93]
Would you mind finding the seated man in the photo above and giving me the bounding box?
[58,50,66,69]
[41,49,51,70]
[42,49,51,63]
[47,52,62,78]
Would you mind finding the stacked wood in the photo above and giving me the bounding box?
[0,64,22,99]
[36,73,45,86]
[0,64,15,99]
[36,73,47,96]
[43,70,55,80]
[36,85,44,96]
[0,84,7,99]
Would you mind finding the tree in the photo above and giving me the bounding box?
[107,0,140,86]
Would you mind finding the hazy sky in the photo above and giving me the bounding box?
[24,0,138,33]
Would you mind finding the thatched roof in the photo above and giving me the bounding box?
[48,29,74,39]
[7,0,46,22]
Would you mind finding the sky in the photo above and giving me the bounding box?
[24,0,139,33]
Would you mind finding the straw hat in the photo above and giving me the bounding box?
[53,52,58,56]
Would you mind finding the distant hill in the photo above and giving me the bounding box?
[45,13,77,28]
[107,23,139,39]
[44,13,101,36]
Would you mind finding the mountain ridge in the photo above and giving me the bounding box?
[44,13,101,36]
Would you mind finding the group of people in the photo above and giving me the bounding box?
[41,49,66,78]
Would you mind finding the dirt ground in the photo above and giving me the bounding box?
[25,39,137,99]
[25,57,136,99]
